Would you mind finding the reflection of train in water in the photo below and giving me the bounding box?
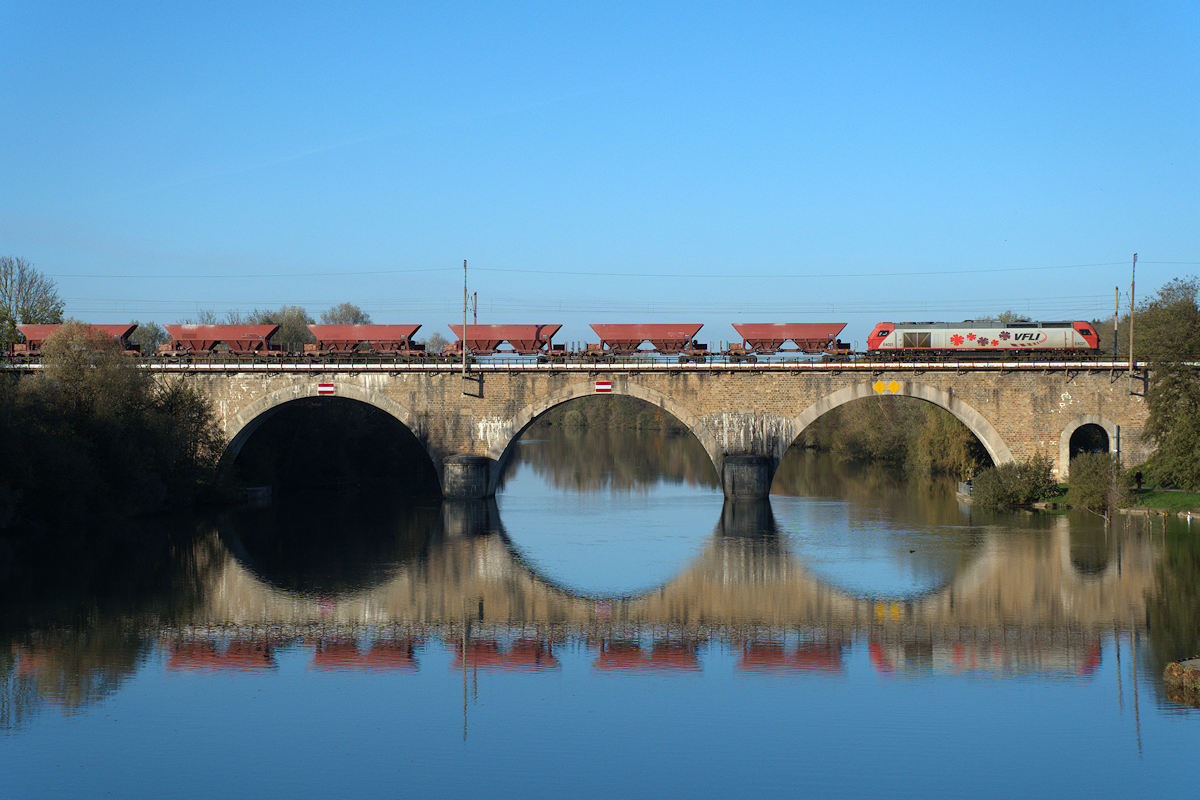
[10,319,1102,362]
[868,639,1103,679]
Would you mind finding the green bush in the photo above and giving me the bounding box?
[1067,452,1127,514]
[0,322,225,534]
[971,454,1054,509]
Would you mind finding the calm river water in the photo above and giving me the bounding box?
[2,424,1198,798]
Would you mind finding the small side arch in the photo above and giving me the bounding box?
[1058,414,1119,479]
[791,381,1014,467]
[489,380,720,490]
[218,381,438,487]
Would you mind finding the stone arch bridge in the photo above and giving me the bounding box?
[165,360,1150,498]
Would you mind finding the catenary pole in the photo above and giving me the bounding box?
[1114,286,1119,357]
[462,259,468,390]
[1128,253,1136,377]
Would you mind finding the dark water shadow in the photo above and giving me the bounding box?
[215,490,442,598]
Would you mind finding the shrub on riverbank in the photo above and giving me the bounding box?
[1067,453,1127,515]
[0,323,225,535]
[970,454,1054,509]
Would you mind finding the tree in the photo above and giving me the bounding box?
[250,305,315,346]
[182,307,315,348]
[422,332,449,354]
[1136,277,1200,489]
[0,321,225,528]
[130,321,168,355]
[182,310,221,325]
[320,302,372,325]
[0,256,65,346]
[976,310,1032,324]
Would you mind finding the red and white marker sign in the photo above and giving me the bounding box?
[317,383,335,395]
[594,381,612,393]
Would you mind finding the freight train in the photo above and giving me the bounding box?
[8,320,1102,362]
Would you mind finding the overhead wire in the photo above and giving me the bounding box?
[48,259,1135,281]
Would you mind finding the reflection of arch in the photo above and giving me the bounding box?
[491,381,720,487]
[1053,520,1118,582]
[1058,415,1118,479]
[219,383,437,487]
[791,382,1013,466]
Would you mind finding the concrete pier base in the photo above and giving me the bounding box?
[442,455,493,500]
[722,454,772,500]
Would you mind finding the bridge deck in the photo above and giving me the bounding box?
[2,359,1147,373]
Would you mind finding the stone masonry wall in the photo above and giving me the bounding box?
[175,366,1151,488]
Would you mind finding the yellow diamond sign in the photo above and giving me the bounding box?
[873,380,902,395]
[888,380,901,393]
[872,380,886,394]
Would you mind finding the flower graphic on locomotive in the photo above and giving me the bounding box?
[999,330,1010,340]
[950,334,964,346]
[966,332,977,341]
[991,339,1000,346]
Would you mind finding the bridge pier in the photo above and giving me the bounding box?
[442,455,494,500]
[722,454,773,500]
[442,499,500,538]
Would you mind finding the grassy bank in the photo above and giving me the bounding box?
[1127,489,1200,514]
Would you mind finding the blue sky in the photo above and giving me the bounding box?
[1,1,1197,347]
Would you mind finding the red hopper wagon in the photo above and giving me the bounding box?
[730,323,851,357]
[15,323,140,355]
[445,324,563,356]
[160,324,280,356]
[587,324,707,360]
[305,324,425,356]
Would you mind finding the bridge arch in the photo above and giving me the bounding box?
[790,381,1014,467]
[1058,414,1119,479]
[489,380,720,490]
[218,382,439,488]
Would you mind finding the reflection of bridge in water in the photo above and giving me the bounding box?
[2,501,1170,733]
[178,500,1158,650]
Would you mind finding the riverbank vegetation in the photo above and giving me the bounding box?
[1125,490,1200,514]
[969,455,1056,509]
[1132,277,1200,491]
[1066,453,1127,516]
[518,397,716,492]
[536,394,991,482]
[0,323,225,537]
[798,396,989,478]
[539,395,688,432]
